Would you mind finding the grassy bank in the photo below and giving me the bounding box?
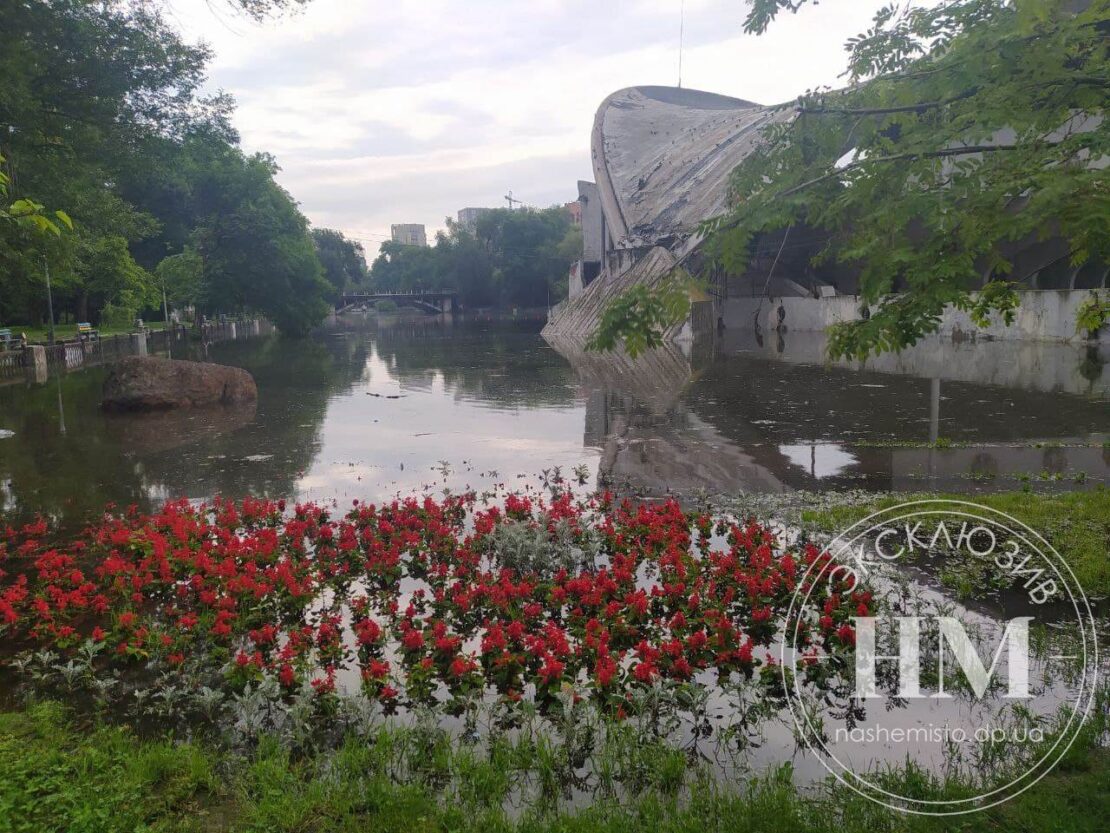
[4,320,170,344]
[800,489,1110,598]
[1,701,1107,833]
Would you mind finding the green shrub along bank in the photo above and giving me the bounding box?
[800,489,1110,598]
[1,701,1107,833]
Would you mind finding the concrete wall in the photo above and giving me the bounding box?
[568,261,584,300]
[578,180,604,263]
[722,289,1110,345]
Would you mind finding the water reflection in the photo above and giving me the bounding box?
[0,317,1106,527]
[552,328,1109,495]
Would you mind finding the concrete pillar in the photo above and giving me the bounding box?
[24,345,48,384]
[130,331,148,357]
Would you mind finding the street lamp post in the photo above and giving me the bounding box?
[42,255,56,345]
[161,271,172,358]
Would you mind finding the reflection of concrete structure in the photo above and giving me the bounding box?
[456,208,492,234]
[548,336,787,495]
[390,224,427,247]
[550,327,1109,496]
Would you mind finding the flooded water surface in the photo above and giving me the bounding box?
[0,315,1106,525]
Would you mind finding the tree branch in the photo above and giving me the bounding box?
[780,144,1026,198]
[798,88,978,117]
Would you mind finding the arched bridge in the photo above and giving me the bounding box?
[337,290,458,315]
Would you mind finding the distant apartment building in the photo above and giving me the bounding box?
[456,207,492,234]
[564,200,582,226]
[391,223,427,247]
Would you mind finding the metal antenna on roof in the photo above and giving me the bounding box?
[677,0,685,88]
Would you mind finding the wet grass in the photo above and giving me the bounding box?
[1,700,1108,833]
[800,488,1110,598]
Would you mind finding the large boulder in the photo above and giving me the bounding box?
[102,356,257,411]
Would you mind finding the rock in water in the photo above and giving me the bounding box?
[102,356,257,411]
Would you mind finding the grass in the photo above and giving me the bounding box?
[801,488,1110,598]
[3,320,171,344]
[0,700,1107,833]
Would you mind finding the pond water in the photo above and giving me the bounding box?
[0,314,1107,526]
[1,314,1105,807]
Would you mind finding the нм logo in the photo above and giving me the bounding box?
[853,616,1032,699]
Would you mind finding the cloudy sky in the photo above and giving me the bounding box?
[166,0,904,255]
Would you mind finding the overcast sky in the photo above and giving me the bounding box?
[166,0,906,255]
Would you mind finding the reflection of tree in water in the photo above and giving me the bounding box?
[369,318,578,409]
[0,371,153,525]
[135,335,370,501]
[0,334,370,527]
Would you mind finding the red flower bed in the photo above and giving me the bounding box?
[0,491,868,712]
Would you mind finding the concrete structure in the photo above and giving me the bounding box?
[724,289,1110,346]
[565,201,582,226]
[24,345,47,384]
[546,86,790,341]
[390,224,428,247]
[545,84,1106,347]
[456,208,492,234]
[567,181,605,301]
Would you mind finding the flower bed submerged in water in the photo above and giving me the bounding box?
[1,491,867,722]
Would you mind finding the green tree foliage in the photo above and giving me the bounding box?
[312,228,369,299]
[155,248,204,310]
[742,0,825,34]
[0,0,330,335]
[595,0,1109,359]
[190,150,330,336]
[228,0,311,21]
[369,208,577,308]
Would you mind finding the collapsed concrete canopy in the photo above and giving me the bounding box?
[592,86,784,252]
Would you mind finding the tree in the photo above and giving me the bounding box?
[475,207,574,307]
[593,0,1109,358]
[191,151,330,336]
[0,1,332,335]
[155,248,204,310]
[367,208,578,309]
[312,228,368,299]
[742,0,827,34]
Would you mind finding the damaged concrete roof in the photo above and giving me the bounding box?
[591,86,789,249]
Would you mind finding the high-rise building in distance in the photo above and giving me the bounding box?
[456,207,492,234]
[390,223,428,247]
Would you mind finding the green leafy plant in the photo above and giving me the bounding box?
[0,153,72,237]
[586,276,692,358]
[1075,292,1110,336]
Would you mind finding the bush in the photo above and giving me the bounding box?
[99,301,136,330]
